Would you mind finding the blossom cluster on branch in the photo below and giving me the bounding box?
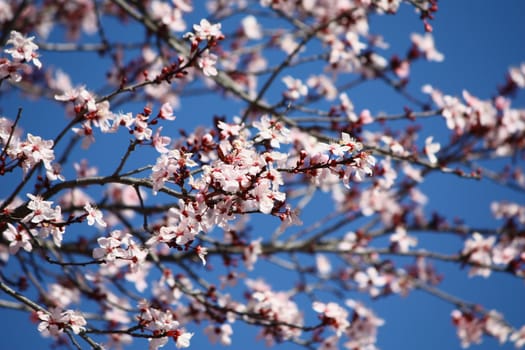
[0,1,524,350]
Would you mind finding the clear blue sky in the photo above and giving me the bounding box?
[1,1,524,350]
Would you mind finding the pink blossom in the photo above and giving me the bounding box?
[307,74,338,100]
[451,310,484,348]
[133,114,153,141]
[282,75,308,100]
[390,226,417,252]
[2,223,32,254]
[175,331,193,348]
[411,32,444,62]
[5,31,41,68]
[195,245,208,266]
[380,135,406,155]
[64,310,87,334]
[0,58,22,82]
[345,31,366,54]
[424,136,440,164]
[243,238,262,270]
[510,326,525,348]
[37,308,86,337]
[340,132,363,154]
[485,310,511,344]
[0,2,13,22]
[197,49,218,77]
[319,335,339,350]
[253,115,290,148]
[204,324,233,345]
[84,203,107,227]
[23,193,57,224]
[73,159,98,178]
[193,19,223,41]
[152,127,172,153]
[241,15,262,40]
[20,133,55,174]
[374,0,401,12]
[112,112,135,132]
[37,205,65,247]
[462,232,495,278]
[508,63,525,88]
[93,230,127,261]
[72,122,96,149]
[48,283,80,309]
[217,120,243,138]
[316,254,332,277]
[247,287,303,343]
[136,302,193,350]
[345,299,385,349]
[312,301,350,336]
[150,1,186,32]
[250,180,285,214]
[350,151,376,183]
[150,149,197,195]
[491,201,525,224]
[354,266,387,297]
[159,102,176,120]
[37,308,68,338]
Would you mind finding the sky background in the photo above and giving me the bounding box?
[1,1,524,350]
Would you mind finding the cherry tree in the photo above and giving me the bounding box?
[0,1,524,349]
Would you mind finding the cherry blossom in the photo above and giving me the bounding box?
[411,32,444,62]
[93,230,127,262]
[461,232,495,278]
[508,63,525,88]
[197,49,218,77]
[19,133,56,175]
[253,115,291,148]
[424,136,440,164]
[313,301,350,336]
[354,266,387,297]
[2,223,33,254]
[511,326,525,348]
[485,310,512,344]
[204,324,233,345]
[84,203,107,227]
[22,193,57,224]
[282,75,308,100]
[241,15,262,40]
[150,0,187,32]
[192,19,223,41]
[451,310,484,348]
[5,31,41,68]
[195,245,208,266]
[345,299,384,350]
[37,308,86,337]
[389,226,418,252]
[0,2,524,350]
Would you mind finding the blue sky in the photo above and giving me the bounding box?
[1,1,524,350]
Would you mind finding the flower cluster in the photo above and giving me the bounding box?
[184,19,224,77]
[246,279,304,344]
[3,193,65,253]
[54,80,176,149]
[461,227,525,278]
[450,309,525,348]
[0,116,61,180]
[93,230,147,268]
[1,31,41,82]
[150,0,192,33]
[423,86,525,157]
[0,1,524,350]
[136,300,193,350]
[37,308,86,337]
